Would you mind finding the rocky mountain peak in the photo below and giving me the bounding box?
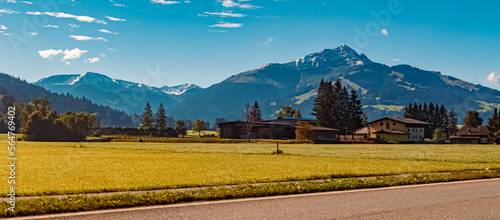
[286,45,372,69]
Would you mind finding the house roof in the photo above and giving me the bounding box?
[373,129,407,135]
[311,126,339,131]
[456,126,488,137]
[218,119,339,131]
[355,127,369,134]
[369,117,429,125]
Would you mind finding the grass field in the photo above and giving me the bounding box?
[0,134,499,197]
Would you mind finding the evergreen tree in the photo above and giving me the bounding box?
[250,101,263,121]
[447,110,459,137]
[338,85,350,136]
[487,108,500,144]
[141,102,153,130]
[312,79,333,128]
[155,103,167,132]
[422,103,429,122]
[439,105,449,137]
[346,89,364,139]
[417,103,423,121]
[403,103,414,118]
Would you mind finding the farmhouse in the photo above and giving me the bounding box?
[218,117,339,142]
[449,126,488,144]
[369,117,428,142]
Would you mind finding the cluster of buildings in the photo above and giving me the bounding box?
[218,116,488,144]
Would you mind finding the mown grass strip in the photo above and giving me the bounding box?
[1,170,498,218]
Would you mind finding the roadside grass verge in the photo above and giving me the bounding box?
[1,170,498,218]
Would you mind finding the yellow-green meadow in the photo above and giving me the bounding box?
[1,134,499,196]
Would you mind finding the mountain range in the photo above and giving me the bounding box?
[0,73,135,127]
[33,45,500,124]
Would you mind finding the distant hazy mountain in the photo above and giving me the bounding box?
[0,73,135,127]
[33,45,500,123]
[35,72,202,115]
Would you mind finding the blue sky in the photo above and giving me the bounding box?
[0,0,499,89]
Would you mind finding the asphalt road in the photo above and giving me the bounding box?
[18,179,500,220]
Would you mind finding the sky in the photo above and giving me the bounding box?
[0,0,499,89]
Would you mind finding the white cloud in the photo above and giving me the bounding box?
[85,57,100,63]
[0,9,19,14]
[221,0,261,9]
[108,48,116,51]
[21,1,32,4]
[203,12,245,17]
[69,35,108,41]
[38,48,88,62]
[151,0,179,5]
[381,29,388,36]
[26,11,42,15]
[69,23,80,28]
[38,49,63,59]
[6,0,16,3]
[62,48,88,61]
[27,11,107,24]
[209,22,243,28]
[0,25,7,30]
[392,58,400,62]
[98,29,118,34]
[65,62,71,66]
[106,16,125,21]
[184,0,190,2]
[44,25,58,28]
[485,72,500,83]
[100,53,106,57]
[29,32,38,35]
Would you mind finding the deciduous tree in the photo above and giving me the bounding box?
[463,111,483,127]
[192,119,207,136]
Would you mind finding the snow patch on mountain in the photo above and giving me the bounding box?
[162,84,201,95]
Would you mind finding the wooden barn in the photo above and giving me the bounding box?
[218,117,339,142]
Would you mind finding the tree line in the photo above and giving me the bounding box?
[17,97,98,143]
[403,102,458,139]
[140,102,216,137]
[312,79,364,138]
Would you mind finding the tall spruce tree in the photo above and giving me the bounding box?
[404,103,414,118]
[448,110,458,136]
[141,102,153,130]
[346,89,364,139]
[312,79,334,128]
[156,103,167,132]
[250,101,263,121]
[487,108,500,143]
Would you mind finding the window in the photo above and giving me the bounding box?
[420,129,423,132]
[393,122,396,125]
[386,122,390,129]
[380,122,383,126]
[408,129,410,132]
[420,136,422,139]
